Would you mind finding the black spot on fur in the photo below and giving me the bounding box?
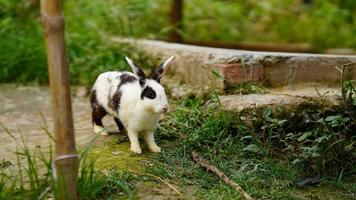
[141,86,156,99]
[90,90,107,126]
[114,117,125,131]
[134,64,147,80]
[90,90,99,109]
[109,73,137,112]
[107,84,113,109]
[139,79,145,87]
[120,73,137,84]
[151,63,165,82]
[110,90,122,111]
[92,106,107,127]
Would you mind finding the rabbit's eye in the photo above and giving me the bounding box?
[141,86,156,99]
[147,90,155,99]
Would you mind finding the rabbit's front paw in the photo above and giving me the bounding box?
[149,145,161,153]
[94,125,108,136]
[131,146,142,154]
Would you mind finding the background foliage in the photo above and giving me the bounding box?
[0,0,355,84]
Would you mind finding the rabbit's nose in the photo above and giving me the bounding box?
[162,105,169,113]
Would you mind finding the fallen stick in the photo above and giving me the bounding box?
[190,151,254,200]
[128,169,183,197]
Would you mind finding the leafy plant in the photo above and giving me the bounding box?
[1,0,356,85]
[0,0,158,85]
[248,74,355,177]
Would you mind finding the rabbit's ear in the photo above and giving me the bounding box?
[151,56,174,83]
[125,57,146,80]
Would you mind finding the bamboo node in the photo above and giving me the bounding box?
[55,154,79,162]
[41,14,65,34]
[51,154,79,180]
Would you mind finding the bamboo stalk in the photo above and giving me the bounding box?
[190,151,254,200]
[40,0,78,199]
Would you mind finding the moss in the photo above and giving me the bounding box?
[87,135,156,172]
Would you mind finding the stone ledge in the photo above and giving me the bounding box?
[218,86,341,112]
[113,38,356,90]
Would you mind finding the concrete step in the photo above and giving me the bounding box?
[113,38,356,93]
[218,85,340,112]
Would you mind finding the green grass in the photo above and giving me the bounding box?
[149,101,303,199]
[0,123,136,200]
[77,158,135,200]
[147,147,304,199]
[146,97,356,199]
[0,93,354,199]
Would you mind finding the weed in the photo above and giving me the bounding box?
[0,123,135,199]
[224,82,268,95]
[77,158,135,200]
[211,66,267,95]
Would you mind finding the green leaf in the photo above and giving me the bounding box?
[345,142,354,151]
[263,108,272,119]
[317,118,325,123]
[240,135,252,140]
[325,115,340,122]
[243,144,261,153]
[292,158,301,164]
[315,135,328,143]
[298,131,312,142]
[311,152,320,158]
[277,119,287,126]
[211,69,224,79]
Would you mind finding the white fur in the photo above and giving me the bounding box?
[94,124,108,136]
[125,57,139,75]
[160,56,175,76]
[91,56,174,154]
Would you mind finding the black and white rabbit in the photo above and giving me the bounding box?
[90,56,174,154]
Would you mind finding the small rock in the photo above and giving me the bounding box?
[296,177,320,187]
[112,151,122,156]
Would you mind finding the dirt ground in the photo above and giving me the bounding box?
[0,84,108,162]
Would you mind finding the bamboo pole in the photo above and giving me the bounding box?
[169,0,183,42]
[40,0,78,199]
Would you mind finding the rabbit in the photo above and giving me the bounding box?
[90,56,174,154]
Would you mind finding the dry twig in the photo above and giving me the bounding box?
[128,169,183,197]
[190,151,254,200]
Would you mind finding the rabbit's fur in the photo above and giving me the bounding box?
[90,56,174,154]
